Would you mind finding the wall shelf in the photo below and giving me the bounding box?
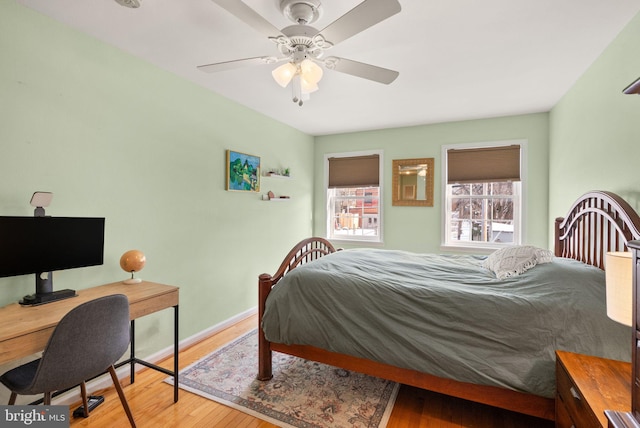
[264,173,291,179]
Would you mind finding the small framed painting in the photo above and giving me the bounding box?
[226,150,261,192]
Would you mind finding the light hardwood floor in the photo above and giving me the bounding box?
[68,314,554,427]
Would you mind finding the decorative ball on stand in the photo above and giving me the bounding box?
[120,250,146,284]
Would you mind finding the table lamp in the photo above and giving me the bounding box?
[604,251,639,427]
[606,251,633,327]
[120,250,146,284]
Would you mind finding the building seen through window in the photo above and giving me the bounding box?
[329,187,380,239]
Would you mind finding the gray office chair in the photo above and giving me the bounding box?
[0,294,136,427]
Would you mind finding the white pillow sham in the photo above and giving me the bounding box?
[483,245,554,280]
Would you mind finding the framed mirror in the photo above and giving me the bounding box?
[392,158,434,206]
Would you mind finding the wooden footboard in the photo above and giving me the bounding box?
[257,191,640,421]
[257,237,336,380]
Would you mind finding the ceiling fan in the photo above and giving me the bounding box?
[198,0,401,105]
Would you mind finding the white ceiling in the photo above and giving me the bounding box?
[16,0,640,136]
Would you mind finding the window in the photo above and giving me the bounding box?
[442,142,525,249]
[326,152,382,243]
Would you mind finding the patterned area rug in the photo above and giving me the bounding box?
[167,329,399,428]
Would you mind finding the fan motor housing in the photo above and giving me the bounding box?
[114,0,140,8]
[280,0,322,25]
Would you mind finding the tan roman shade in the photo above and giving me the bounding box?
[447,145,521,184]
[328,155,380,188]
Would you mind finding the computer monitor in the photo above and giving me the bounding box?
[0,216,105,305]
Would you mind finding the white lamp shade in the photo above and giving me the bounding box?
[300,59,323,84]
[300,76,319,94]
[272,62,297,88]
[605,251,633,326]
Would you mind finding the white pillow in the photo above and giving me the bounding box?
[483,245,554,280]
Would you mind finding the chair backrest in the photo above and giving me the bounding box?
[29,294,130,394]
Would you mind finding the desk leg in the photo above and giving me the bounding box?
[116,306,179,403]
[130,319,136,384]
[173,304,179,403]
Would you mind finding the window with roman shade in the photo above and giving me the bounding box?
[447,145,520,184]
[442,142,525,249]
[325,152,382,243]
[328,154,380,188]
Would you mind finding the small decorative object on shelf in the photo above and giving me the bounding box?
[120,250,146,284]
[261,191,291,201]
[266,168,291,178]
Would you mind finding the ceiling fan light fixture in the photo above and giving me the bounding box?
[300,76,319,94]
[272,62,297,87]
[300,59,323,84]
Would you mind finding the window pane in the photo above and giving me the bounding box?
[446,181,518,245]
[489,221,514,243]
[471,183,485,195]
[490,198,513,221]
[450,197,471,218]
[487,182,513,196]
[329,187,380,240]
[451,184,470,196]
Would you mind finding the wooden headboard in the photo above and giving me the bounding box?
[554,191,640,269]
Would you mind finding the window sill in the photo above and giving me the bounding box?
[439,244,509,255]
[328,237,384,247]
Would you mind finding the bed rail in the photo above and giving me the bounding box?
[554,190,640,269]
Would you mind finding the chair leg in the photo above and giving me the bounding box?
[8,392,17,405]
[108,365,136,428]
[43,392,51,405]
[80,381,89,417]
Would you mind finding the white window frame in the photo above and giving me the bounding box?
[440,140,527,252]
[324,150,384,244]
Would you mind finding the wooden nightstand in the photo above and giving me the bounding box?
[556,350,631,427]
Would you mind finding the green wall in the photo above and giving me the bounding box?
[314,113,550,253]
[549,12,640,230]
[0,1,313,366]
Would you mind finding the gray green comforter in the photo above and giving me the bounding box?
[261,248,630,398]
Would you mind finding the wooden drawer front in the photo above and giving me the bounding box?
[555,393,575,428]
[556,362,600,428]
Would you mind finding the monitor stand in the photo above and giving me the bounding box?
[19,271,77,306]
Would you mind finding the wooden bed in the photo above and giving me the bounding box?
[257,190,640,421]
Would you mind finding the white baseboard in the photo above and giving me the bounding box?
[54,307,258,406]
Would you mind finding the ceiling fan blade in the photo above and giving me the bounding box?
[210,0,284,38]
[324,57,399,84]
[318,0,401,46]
[197,56,280,73]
